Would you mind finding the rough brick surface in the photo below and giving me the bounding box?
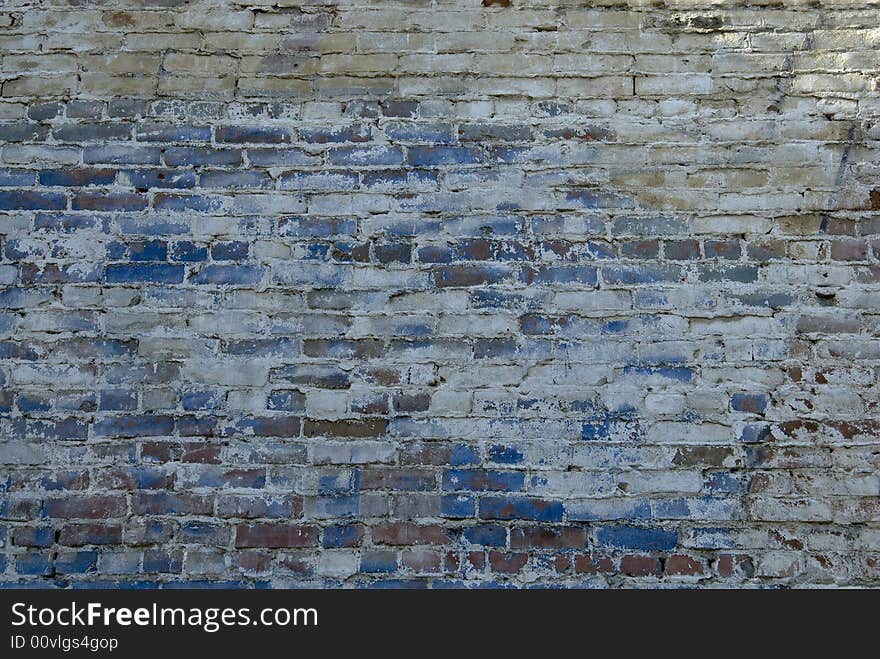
[1,0,879,588]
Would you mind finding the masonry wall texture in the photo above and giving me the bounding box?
[0,0,879,588]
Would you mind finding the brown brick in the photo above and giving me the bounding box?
[235,523,319,548]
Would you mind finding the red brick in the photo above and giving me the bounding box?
[489,550,528,574]
[235,523,319,548]
[620,555,662,577]
[665,554,704,576]
[371,522,451,546]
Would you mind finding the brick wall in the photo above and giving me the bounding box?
[1,0,879,588]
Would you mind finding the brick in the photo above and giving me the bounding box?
[371,523,451,546]
[620,555,663,577]
[488,551,528,574]
[479,497,564,522]
[235,523,319,548]
[595,525,678,552]
[0,190,66,210]
[45,496,126,519]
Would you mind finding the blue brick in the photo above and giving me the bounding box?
[479,496,563,522]
[182,391,223,411]
[459,124,532,142]
[13,526,54,547]
[566,189,633,209]
[463,524,507,546]
[84,145,161,165]
[122,169,196,190]
[66,100,104,118]
[15,552,54,576]
[224,338,297,357]
[705,471,748,494]
[299,124,370,144]
[595,525,678,551]
[99,389,138,411]
[55,551,98,574]
[105,264,184,284]
[566,499,652,522]
[322,524,362,548]
[521,265,597,286]
[191,265,263,285]
[602,265,681,285]
[0,168,35,186]
[622,366,693,382]
[39,168,117,187]
[310,495,360,518]
[441,495,475,518]
[487,444,525,464]
[12,417,89,441]
[154,193,223,212]
[278,216,357,238]
[27,101,63,120]
[0,341,40,360]
[128,240,168,261]
[0,190,66,210]
[0,122,49,141]
[0,392,14,413]
[196,468,266,489]
[415,245,452,263]
[361,168,438,188]
[200,170,271,189]
[739,424,771,443]
[247,148,318,167]
[407,146,481,166]
[136,123,211,142]
[731,393,768,414]
[210,240,249,261]
[449,444,480,466]
[52,123,128,142]
[107,98,149,118]
[698,265,759,283]
[171,241,208,262]
[117,217,190,237]
[92,414,175,438]
[384,122,454,143]
[360,551,397,573]
[17,394,51,412]
[648,498,691,519]
[143,550,182,573]
[162,147,243,167]
[216,125,292,143]
[328,146,404,166]
[267,389,306,412]
[442,469,524,492]
[581,417,616,440]
[123,467,172,489]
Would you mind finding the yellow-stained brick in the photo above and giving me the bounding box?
[78,73,158,97]
[2,74,77,97]
[83,54,162,75]
[240,55,319,76]
[102,10,177,30]
[158,75,237,98]
[237,76,313,98]
[163,53,239,75]
[318,55,399,75]
[204,32,283,52]
[2,54,79,74]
